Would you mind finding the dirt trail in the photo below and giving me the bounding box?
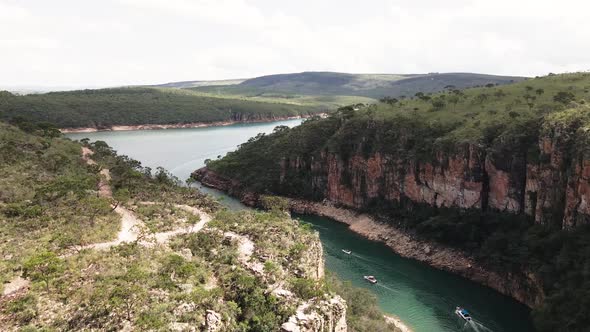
[3,148,213,298]
[83,206,142,250]
[224,232,264,274]
[79,148,211,250]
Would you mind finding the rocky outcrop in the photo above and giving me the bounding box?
[205,310,222,332]
[299,237,325,280]
[281,295,347,332]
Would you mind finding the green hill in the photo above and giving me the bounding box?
[0,87,322,129]
[0,122,398,331]
[190,71,526,99]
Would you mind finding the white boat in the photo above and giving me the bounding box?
[455,307,472,321]
[342,249,352,255]
[364,275,377,284]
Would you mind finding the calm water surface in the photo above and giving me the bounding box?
[66,120,534,332]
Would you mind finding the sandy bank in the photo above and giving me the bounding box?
[60,114,324,133]
[384,314,414,332]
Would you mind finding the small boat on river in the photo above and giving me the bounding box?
[364,275,377,284]
[455,306,472,321]
[342,249,352,255]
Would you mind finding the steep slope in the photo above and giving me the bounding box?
[0,122,401,331]
[194,72,590,332]
[0,88,321,130]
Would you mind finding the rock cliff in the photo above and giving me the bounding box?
[195,128,590,230]
[258,131,590,229]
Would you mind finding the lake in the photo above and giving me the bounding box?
[67,120,535,332]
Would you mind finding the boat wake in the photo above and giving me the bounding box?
[350,253,380,264]
[463,320,493,332]
[376,283,400,293]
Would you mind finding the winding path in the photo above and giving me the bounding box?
[78,147,212,249]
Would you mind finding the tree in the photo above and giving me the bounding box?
[112,188,130,210]
[553,91,575,104]
[36,122,61,138]
[379,96,398,105]
[23,251,64,291]
[494,89,506,98]
[474,93,489,104]
[79,196,111,226]
[524,94,537,110]
[273,125,289,134]
[431,98,446,111]
[448,95,460,111]
[535,88,545,96]
[260,195,289,214]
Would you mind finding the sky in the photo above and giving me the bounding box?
[1,0,589,89]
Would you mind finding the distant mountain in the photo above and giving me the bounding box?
[184,72,527,99]
[151,78,247,89]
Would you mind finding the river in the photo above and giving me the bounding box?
[66,120,535,332]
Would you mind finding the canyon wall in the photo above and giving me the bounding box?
[273,132,590,229]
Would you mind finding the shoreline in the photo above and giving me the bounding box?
[59,114,323,133]
[384,314,414,332]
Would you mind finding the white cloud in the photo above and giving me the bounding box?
[0,0,589,88]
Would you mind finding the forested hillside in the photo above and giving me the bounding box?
[199,72,590,331]
[0,88,321,129]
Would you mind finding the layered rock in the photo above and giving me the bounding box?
[281,296,347,332]
[267,132,590,229]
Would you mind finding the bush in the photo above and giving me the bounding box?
[289,277,321,300]
[5,294,38,324]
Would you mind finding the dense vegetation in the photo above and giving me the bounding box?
[0,122,398,331]
[209,72,590,191]
[0,88,320,129]
[205,72,590,331]
[0,71,524,131]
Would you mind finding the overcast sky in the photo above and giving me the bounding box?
[1,0,589,88]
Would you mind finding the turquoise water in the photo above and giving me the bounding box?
[66,120,535,332]
[295,214,534,332]
[67,119,302,210]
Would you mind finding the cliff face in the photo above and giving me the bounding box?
[274,133,590,229]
